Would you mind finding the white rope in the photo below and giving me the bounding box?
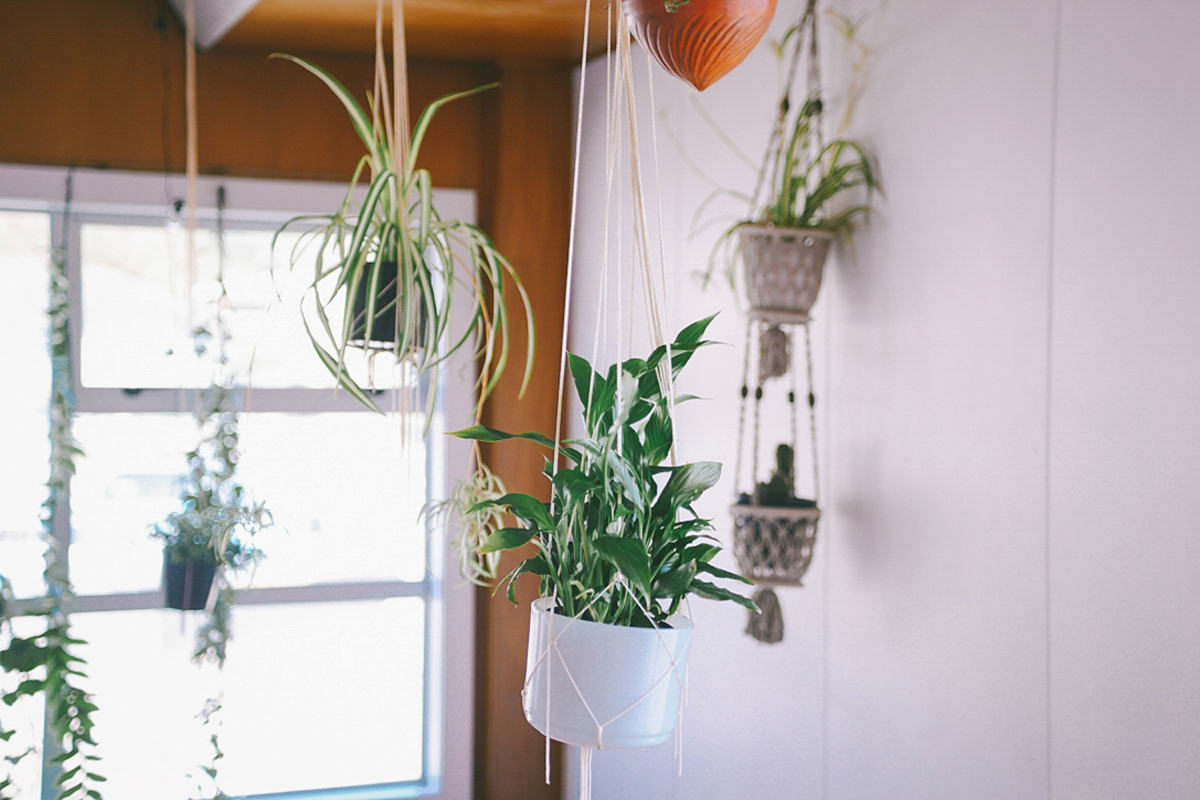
[184,0,197,328]
[580,746,594,800]
[552,0,595,480]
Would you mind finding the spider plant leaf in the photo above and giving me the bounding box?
[272,54,383,166]
[409,83,500,177]
[299,313,383,413]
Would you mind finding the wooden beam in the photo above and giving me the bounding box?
[476,60,574,800]
[218,0,612,61]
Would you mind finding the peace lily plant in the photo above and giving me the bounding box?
[272,54,534,418]
[454,316,756,628]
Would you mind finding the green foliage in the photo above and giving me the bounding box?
[453,317,756,628]
[271,54,535,421]
[149,326,272,667]
[149,383,269,571]
[760,98,878,237]
[1,210,105,800]
[701,9,880,288]
[188,697,228,800]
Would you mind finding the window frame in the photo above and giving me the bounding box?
[0,163,475,800]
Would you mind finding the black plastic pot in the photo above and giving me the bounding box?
[163,552,216,611]
[349,259,431,350]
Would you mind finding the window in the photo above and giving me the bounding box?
[0,165,474,800]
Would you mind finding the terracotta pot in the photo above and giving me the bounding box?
[623,0,777,91]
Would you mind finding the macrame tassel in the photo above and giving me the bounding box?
[580,746,594,800]
[758,324,792,382]
[746,587,785,644]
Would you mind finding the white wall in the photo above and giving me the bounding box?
[564,1,1200,798]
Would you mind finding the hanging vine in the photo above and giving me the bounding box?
[0,173,106,799]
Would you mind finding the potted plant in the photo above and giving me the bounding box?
[706,4,879,322]
[453,316,756,748]
[150,326,271,665]
[732,442,820,586]
[271,54,535,418]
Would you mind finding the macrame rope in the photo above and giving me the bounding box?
[552,0,595,482]
[184,0,197,327]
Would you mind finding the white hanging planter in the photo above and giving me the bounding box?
[522,597,693,749]
[739,226,835,324]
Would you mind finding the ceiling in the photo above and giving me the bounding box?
[172,0,613,62]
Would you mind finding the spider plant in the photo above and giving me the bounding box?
[452,316,756,628]
[699,6,880,287]
[271,54,534,418]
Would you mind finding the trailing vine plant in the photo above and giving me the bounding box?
[150,187,271,667]
[0,173,106,799]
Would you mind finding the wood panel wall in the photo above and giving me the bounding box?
[0,2,569,798]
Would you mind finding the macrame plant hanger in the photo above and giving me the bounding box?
[732,0,824,645]
[528,4,697,799]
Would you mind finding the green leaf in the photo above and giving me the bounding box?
[270,55,380,164]
[592,535,652,594]
[491,493,555,532]
[689,579,759,611]
[450,425,581,464]
[477,527,536,554]
[697,560,753,585]
[654,560,697,598]
[654,461,721,514]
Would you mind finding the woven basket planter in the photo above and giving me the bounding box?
[739,226,834,324]
[731,503,820,585]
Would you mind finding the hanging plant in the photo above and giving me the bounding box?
[0,175,106,799]
[702,3,880,321]
[453,316,755,747]
[151,188,272,665]
[625,0,778,91]
[271,53,534,420]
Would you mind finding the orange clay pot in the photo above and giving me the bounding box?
[623,0,777,91]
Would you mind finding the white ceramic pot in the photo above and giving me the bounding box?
[522,597,693,749]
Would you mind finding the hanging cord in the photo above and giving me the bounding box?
[750,322,763,497]
[789,336,801,488]
[184,0,198,328]
[733,317,753,496]
[749,0,818,216]
[556,0,598,481]
[807,1,826,159]
[804,324,820,505]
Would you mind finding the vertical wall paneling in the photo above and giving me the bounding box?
[1049,2,1200,797]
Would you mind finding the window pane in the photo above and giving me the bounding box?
[69,412,429,596]
[79,222,218,388]
[0,210,52,598]
[233,412,429,587]
[73,598,426,798]
[80,222,411,391]
[70,414,197,596]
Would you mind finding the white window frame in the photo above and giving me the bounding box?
[0,163,474,800]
